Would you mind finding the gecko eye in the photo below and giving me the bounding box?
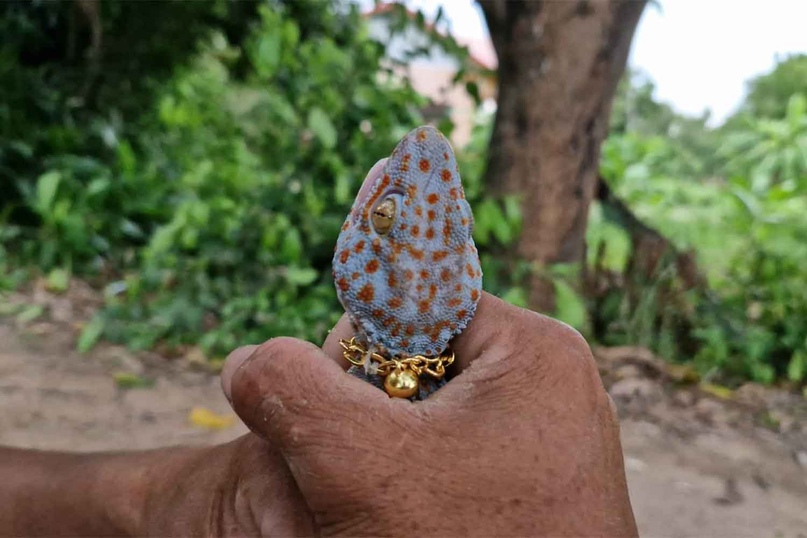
[371,196,396,235]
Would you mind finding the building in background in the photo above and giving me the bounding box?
[363,3,497,147]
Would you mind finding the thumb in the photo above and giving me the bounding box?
[228,337,386,453]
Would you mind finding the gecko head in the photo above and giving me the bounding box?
[333,126,483,358]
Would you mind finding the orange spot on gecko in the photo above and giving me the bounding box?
[419,159,430,172]
[443,152,450,161]
[425,227,435,240]
[365,259,379,273]
[388,297,402,309]
[416,283,423,293]
[339,250,350,264]
[440,268,451,282]
[372,238,382,255]
[461,217,469,226]
[357,283,375,303]
[441,169,452,182]
[341,221,350,231]
[419,269,430,280]
[470,289,480,301]
[456,309,468,320]
[354,240,365,253]
[400,339,410,348]
[407,185,418,198]
[466,264,475,278]
[417,130,428,140]
[405,325,415,336]
[414,206,422,216]
[337,278,349,292]
[391,324,400,337]
[429,283,437,299]
[408,247,424,261]
[418,299,431,313]
[433,250,448,262]
[388,272,398,288]
[449,188,458,200]
[404,269,414,282]
[448,297,462,308]
[411,225,420,237]
[371,309,384,318]
[427,193,439,205]
[427,209,436,221]
[351,272,360,280]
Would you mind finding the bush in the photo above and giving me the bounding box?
[2,3,523,360]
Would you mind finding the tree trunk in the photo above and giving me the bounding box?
[479,0,647,312]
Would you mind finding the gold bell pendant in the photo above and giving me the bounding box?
[383,365,420,398]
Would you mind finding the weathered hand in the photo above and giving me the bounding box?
[221,292,637,537]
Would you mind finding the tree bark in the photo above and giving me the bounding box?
[479,0,647,312]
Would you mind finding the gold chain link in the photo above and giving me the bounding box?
[339,337,454,379]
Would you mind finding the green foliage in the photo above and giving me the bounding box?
[610,69,722,178]
[721,94,807,193]
[739,53,807,120]
[597,73,807,385]
[1,1,523,359]
[90,4,432,355]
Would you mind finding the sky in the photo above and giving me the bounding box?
[370,0,807,126]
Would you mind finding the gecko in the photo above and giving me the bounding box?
[332,125,483,399]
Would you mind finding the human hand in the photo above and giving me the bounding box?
[221,292,637,537]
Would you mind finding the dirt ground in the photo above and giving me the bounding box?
[1,283,806,537]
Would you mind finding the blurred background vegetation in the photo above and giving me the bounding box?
[1,0,805,390]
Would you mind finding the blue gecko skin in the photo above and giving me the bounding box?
[333,126,482,364]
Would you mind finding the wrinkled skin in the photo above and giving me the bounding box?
[219,291,637,537]
[0,292,636,537]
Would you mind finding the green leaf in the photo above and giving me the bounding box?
[788,351,806,382]
[16,304,44,324]
[285,266,318,286]
[465,81,480,104]
[500,287,528,308]
[307,108,337,149]
[78,315,106,353]
[45,268,70,293]
[35,171,61,214]
[113,372,154,389]
[552,280,587,331]
[280,228,303,262]
[256,33,281,77]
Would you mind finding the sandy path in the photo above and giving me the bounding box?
[1,322,806,537]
